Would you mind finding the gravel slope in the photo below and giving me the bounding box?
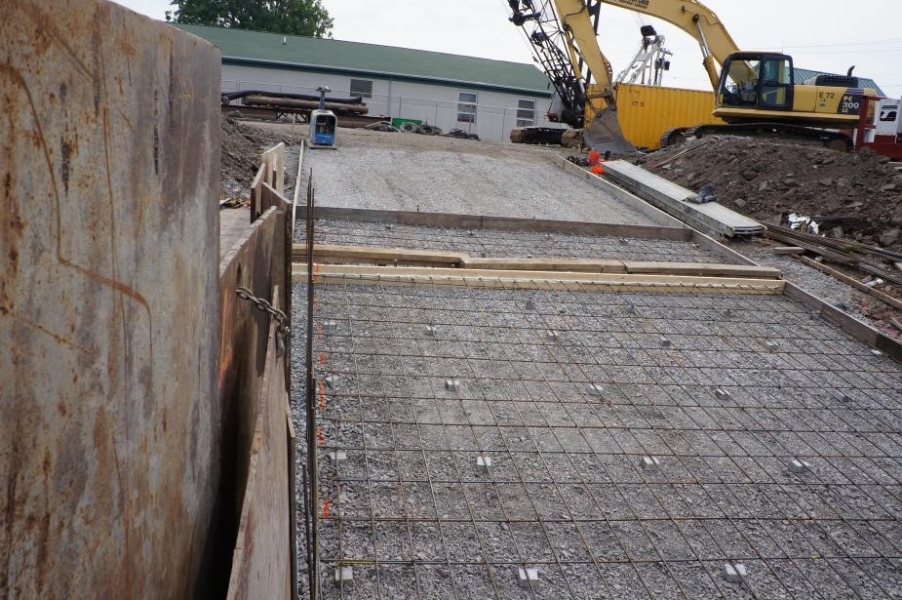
[300,128,661,225]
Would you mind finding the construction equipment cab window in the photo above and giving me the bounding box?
[719,53,793,112]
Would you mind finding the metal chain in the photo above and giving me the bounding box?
[236,286,291,356]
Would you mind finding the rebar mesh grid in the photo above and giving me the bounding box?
[292,280,902,600]
[311,220,734,265]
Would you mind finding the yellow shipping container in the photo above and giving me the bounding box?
[615,83,724,150]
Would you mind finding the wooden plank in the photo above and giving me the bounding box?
[798,256,902,312]
[621,261,781,279]
[291,140,305,239]
[781,282,902,364]
[294,243,468,266]
[773,246,807,255]
[294,263,785,293]
[287,413,299,600]
[293,244,776,278]
[461,257,627,273]
[261,183,294,319]
[251,164,265,222]
[261,142,286,195]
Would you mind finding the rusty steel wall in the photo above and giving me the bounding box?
[0,1,222,597]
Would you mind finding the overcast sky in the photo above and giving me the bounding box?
[114,0,901,95]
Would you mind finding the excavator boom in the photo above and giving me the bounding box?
[507,0,636,153]
[506,0,739,152]
[508,0,880,154]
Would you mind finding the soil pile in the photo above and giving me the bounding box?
[633,137,902,249]
[220,115,303,198]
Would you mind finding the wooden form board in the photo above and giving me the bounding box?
[222,150,295,600]
[291,244,782,279]
[252,143,285,221]
[296,206,693,240]
[783,282,902,363]
[293,263,785,294]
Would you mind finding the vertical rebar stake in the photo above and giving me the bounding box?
[304,170,319,599]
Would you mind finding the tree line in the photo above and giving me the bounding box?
[168,0,333,38]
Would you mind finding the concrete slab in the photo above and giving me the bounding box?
[602,160,766,237]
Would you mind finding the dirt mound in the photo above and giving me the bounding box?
[633,137,902,249]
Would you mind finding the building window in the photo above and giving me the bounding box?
[516,99,536,126]
[350,78,373,99]
[457,92,477,124]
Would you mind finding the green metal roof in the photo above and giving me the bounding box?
[794,67,885,97]
[175,24,553,96]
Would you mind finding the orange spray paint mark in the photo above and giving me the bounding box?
[322,498,332,519]
[318,380,326,411]
[317,427,325,446]
[319,352,326,368]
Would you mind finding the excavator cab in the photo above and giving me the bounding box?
[716,52,794,113]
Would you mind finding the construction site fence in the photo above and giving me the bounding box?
[222,79,563,142]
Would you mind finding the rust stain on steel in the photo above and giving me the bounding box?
[0,1,222,598]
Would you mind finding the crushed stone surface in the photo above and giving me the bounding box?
[290,282,902,600]
[299,127,660,225]
[221,119,902,340]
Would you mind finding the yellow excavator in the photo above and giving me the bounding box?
[507,0,877,152]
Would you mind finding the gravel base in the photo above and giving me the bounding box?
[291,282,902,600]
[300,128,658,225]
[283,123,902,598]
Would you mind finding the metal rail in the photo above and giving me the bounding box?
[766,225,902,287]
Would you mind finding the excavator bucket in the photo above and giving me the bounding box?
[583,108,637,155]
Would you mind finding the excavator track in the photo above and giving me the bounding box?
[510,127,565,145]
[659,127,690,149]
[673,122,854,151]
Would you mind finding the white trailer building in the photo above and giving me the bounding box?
[177,24,559,143]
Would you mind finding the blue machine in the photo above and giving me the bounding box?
[307,86,337,149]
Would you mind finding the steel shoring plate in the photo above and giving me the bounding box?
[291,278,902,600]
